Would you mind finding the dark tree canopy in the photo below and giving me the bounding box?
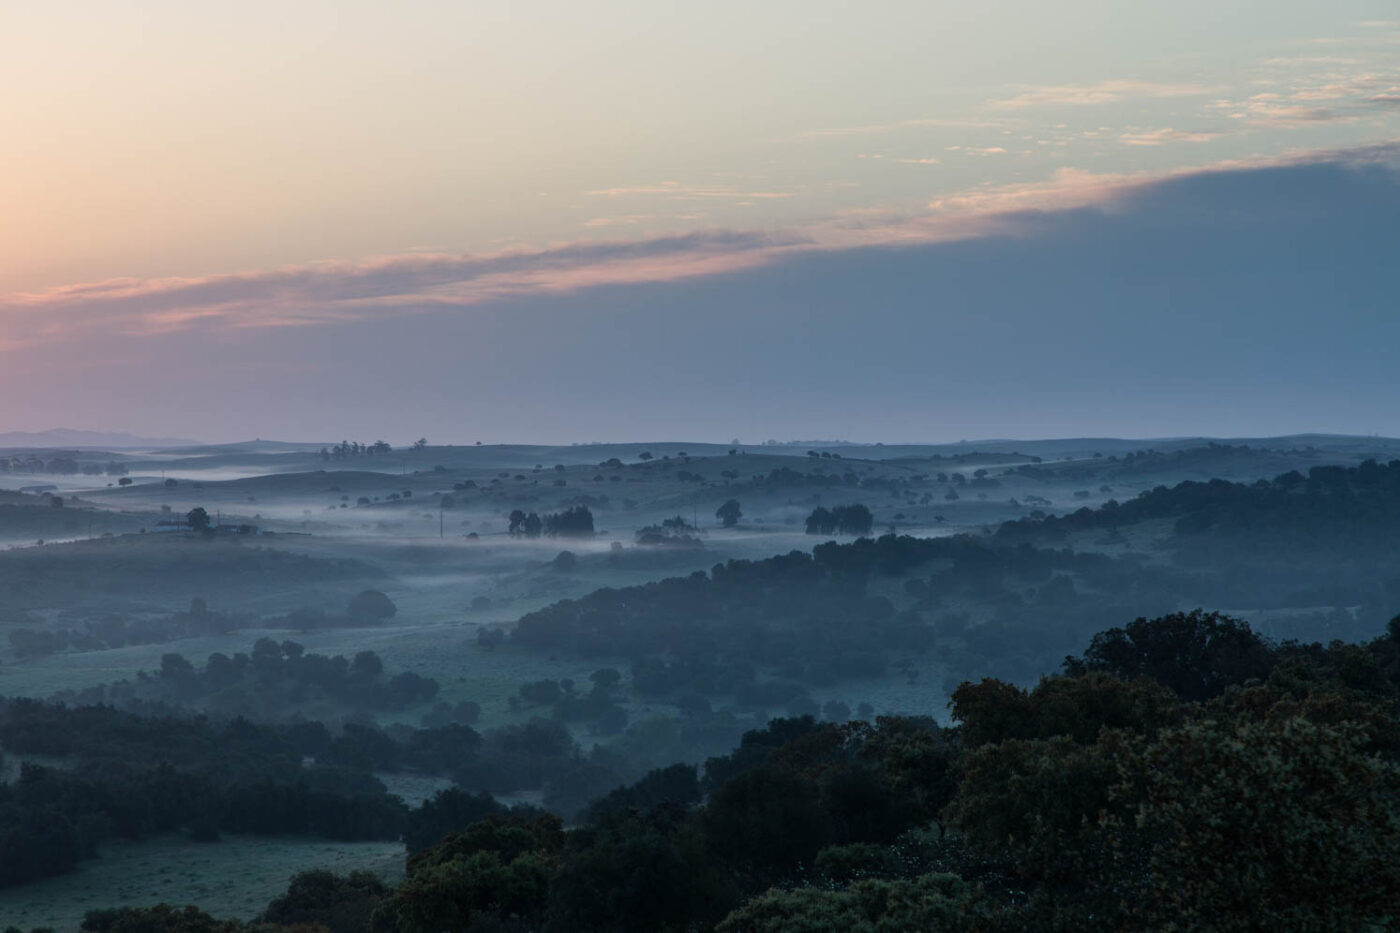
[805,503,873,536]
[1063,609,1273,701]
[716,499,743,527]
[346,589,397,624]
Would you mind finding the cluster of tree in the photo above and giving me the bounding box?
[512,548,920,701]
[6,600,246,660]
[756,466,861,490]
[275,589,400,632]
[179,613,1400,929]
[0,455,127,476]
[520,529,1153,689]
[635,515,702,547]
[0,702,414,888]
[51,638,440,718]
[1010,443,1311,487]
[0,759,407,888]
[0,693,654,888]
[19,610,1400,929]
[320,441,393,460]
[0,542,376,630]
[511,669,629,735]
[999,458,1400,613]
[1111,441,1278,473]
[804,503,874,536]
[623,534,1155,689]
[0,691,691,861]
[508,505,594,539]
[512,466,1400,692]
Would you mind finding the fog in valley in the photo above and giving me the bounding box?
[3,431,1400,928]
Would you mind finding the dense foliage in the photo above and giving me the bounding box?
[7,612,1400,929]
[512,533,1190,695]
[51,638,440,718]
[804,503,874,536]
[381,613,1400,931]
[512,460,1400,697]
[1001,458,1400,613]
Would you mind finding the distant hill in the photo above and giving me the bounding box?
[0,428,200,449]
[154,439,330,455]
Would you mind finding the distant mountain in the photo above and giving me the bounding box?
[0,428,201,449]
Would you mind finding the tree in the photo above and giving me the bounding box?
[1102,715,1400,929]
[186,507,210,531]
[403,788,506,855]
[716,499,743,527]
[704,765,832,876]
[351,650,384,677]
[543,505,594,538]
[589,668,622,695]
[717,873,1000,933]
[346,590,397,624]
[834,504,873,536]
[945,734,1121,887]
[1063,610,1272,702]
[805,507,835,535]
[804,504,872,536]
[519,679,563,706]
[80,904,243,932]
[549,807,728,931]
[259,869,391,933]
[377,813,563,932]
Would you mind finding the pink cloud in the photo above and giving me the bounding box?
[989,80,1219,109]
[4,144,1397,351]
[1119,128,1225,146]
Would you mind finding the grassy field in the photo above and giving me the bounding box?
[0,835,404,931]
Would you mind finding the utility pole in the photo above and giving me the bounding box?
[439,507,444,539]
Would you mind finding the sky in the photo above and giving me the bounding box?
[2,1,1399,443]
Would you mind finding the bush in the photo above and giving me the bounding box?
[346,590,397,624]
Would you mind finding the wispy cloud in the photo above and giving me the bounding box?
[796,117,1010,138]
[5,144,1397,350]
[1216,93,1348,125]
[1119,127,1225,146]
[989,80,1219,109]
[582,215,652,228]
[1260,55,1366,66]
[0,232,800,343]
[586,182,794,200]
[1224,58,1400,124]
